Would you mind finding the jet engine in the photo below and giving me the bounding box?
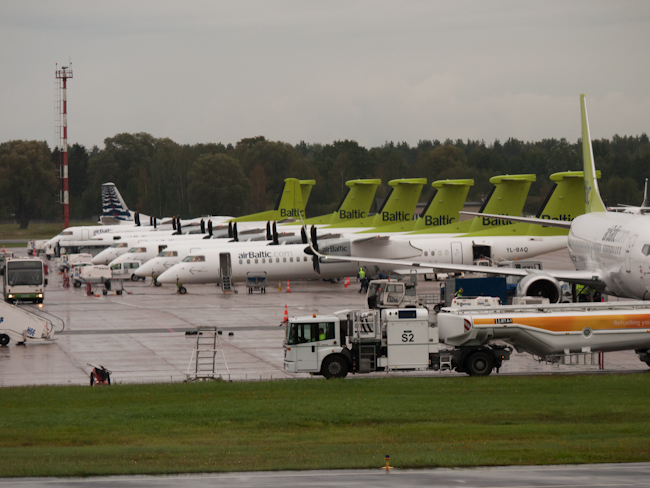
[516,274,561,303]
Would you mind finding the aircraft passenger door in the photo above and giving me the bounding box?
[219,252,232,278]
[81,229,89,240]
[451,242,462,264]
[626,235,638,273]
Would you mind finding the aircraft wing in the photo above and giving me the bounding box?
[460,211,572,229]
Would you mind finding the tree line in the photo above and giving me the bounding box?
[1,132,649,228]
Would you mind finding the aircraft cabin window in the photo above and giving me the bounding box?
[255,258,258,264]
[424,251,428,256]
[283,257,287,263]
[290,257,293,262]
[262,258,266,263]
[643,244,650,256]
[247,259,250,264]
[239,259,243,265]
[276,258,280,263]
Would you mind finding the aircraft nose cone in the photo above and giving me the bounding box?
[91,254,107,265]
[156,268,177,284]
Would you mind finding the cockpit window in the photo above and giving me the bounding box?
[110,243,129,248]
[128,247,147,253]
[59,231,73,236]
[158,250,178,257]
[182,255,205,262]
[642,244,650,256]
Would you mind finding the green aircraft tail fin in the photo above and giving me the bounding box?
[370,178,427,228]
[466,171,598,237]
[231,178,305,222]
[581,94,607,213]
[412,179,473,231]
[306,179,380,226]
[466,174,536,233]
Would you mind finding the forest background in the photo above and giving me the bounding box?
[1,133,649,229]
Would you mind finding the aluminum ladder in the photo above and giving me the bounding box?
[186,326,230,382]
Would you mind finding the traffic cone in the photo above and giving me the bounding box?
[286,280,291,293]
[344,277,350,288]
[283,305,288,323]
[278,281,282,291]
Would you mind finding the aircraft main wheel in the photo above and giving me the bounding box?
[322,356,348,379]
[0,334,10,346]
[178,286,187,295]
[153,279,161,287]
[131,275,139,282]
[102,289,107,296]
[466,351,494,376]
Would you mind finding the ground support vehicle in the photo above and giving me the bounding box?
[366,279,440,311]
[3,257,46,303]
[59,253,93,272]
[438,301,650,368]
[284,307,512,378]
[246,272,267,293]
[102,278,124,296]
[0,300,56,345]
[110,260,145,282]
[75,264,111,286]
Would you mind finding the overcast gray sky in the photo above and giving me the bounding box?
[1,1,649,150]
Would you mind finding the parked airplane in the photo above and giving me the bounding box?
[313,95,650,303]
[45,177,313,257]
[154,170,583,291]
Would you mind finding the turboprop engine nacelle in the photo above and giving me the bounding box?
[516,274,562,304]
[317,239,352,257]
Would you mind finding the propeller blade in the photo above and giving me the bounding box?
[172,217,177,231]
[272,221,279,245]
[200,219,205,234]
[177,217,182,234]
[135,212,140,226]
[301,226,307,244]
[233,222,238,242]
[228,222,233,238]
[266,221,272,241]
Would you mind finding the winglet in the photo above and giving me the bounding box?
[581,94,606,213]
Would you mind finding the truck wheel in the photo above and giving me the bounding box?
[433,304,442,313]
[466,351,494,376]
[131,274,139,282]
[322,356,348,379]
[73,280,81,288]
[116,290,123,295]
[0,334,10,346]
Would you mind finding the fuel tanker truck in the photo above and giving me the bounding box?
[283,300,650,378]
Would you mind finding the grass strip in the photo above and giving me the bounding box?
[0,374,649,477]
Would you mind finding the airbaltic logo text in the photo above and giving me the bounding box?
[482,215,513,226]
[382,211,411,222]
[602,225,630,243]
[280,209,304,218]
[339,210,365,219]
[425,215,455,226]
[238,251,272,259]
[540,214,573,221]
[320,245,348,253]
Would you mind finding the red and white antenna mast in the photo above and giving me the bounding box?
[55,62,73,229]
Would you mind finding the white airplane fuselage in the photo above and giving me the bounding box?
[155,234,568,286]
[568,212,650,299]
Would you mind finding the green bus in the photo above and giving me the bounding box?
[3,258,46,304]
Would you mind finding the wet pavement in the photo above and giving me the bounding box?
[0,248,648,387]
